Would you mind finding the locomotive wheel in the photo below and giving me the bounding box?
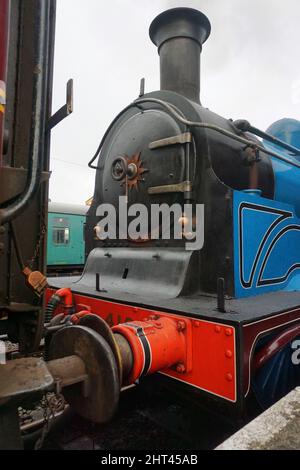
[77,314,123,382]
[48,325,120,423]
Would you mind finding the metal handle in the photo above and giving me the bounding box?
[47,79,73,131]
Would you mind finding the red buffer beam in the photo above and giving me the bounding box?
[46,288,237,403]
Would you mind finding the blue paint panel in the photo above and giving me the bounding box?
[264,118,300,216]
[240,208,280,285]
[266,118,300,150]
[233,191,300,298]
[267,151,300,216]
[261,229,300,281]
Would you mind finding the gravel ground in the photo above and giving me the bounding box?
[42,385,242,451]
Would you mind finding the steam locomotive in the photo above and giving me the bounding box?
[1,3,300,448]
[47,7,300,418]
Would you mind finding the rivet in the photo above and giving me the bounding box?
[225,350,233,358]
[177,321,186,332]
[194,321,200,328]
[225,328,233,337]
[215,326,221,333]
[176,363,186,374]
[226,373,233,382]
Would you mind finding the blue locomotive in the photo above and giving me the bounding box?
[46,8,300,424]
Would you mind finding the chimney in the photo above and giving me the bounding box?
[149,8,211,103]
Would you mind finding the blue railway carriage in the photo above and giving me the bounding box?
[47,202,88,275]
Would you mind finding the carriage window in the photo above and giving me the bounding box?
[53,227,70,245]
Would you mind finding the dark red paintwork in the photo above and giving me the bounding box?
[243,309,300,396]
[0,0,10,165]
[253,323,300,372]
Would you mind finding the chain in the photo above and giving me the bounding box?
[28,214,47,271]
[34,395,52,450]
[34,392,66,450]
[48,392,66,414]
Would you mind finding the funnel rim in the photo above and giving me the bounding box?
[149,7,211,48]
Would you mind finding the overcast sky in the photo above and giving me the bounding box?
[49,0,300,205]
